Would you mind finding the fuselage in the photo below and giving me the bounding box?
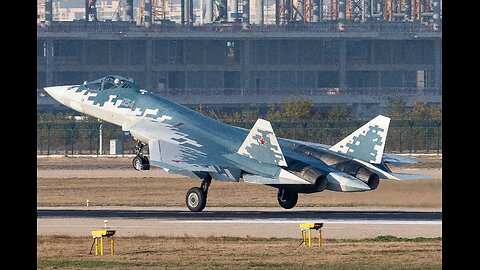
[45,80,330,166]
[45,76,387,193]
[45,77,291,156]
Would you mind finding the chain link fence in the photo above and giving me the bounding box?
[37,119,442,156]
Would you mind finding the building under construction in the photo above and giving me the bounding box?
[37,0,442,116]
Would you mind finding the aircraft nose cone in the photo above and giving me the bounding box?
[44,86,68,104]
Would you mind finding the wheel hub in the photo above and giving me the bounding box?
[134,158,142,170]
[279,190,287,202]
[188,193,199,208]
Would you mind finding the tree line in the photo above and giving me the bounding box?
[37,97,441,123]
[197,98,441,122]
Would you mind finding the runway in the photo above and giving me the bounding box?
[37,207,442,239]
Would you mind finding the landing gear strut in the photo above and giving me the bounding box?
[132,141,150,171]
[186,174,212,212]
[277,188,298,209]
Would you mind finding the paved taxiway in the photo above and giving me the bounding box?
[37,206,441,239]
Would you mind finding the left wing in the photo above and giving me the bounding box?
[124,117,304,184]
[148,139,230,172]
[125,118,242,181]
[149,139,243,182]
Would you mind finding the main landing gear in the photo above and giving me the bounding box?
[186,174,212,212]
[132,141,150,171]
[277,188,298,209]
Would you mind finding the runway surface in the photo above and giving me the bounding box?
[37,207,442,239]
[37,168,442,179]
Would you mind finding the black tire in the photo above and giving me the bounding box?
[277,189,298,209]
[141,156,150,170]
[132,155,144,171]
[186,187,207,212]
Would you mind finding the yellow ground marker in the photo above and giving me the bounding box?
[90,229,116,256]
[299,223,323,247]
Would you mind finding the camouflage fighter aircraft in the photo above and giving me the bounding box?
[44,75,429,212]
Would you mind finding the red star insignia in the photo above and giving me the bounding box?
[259,138,265,145]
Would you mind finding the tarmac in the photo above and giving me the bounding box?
[37,167,442,179]
[37,206,441,239]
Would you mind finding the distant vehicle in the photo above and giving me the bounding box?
[44,75,429,212]
[326,88,340,95]
[38,90,46,97]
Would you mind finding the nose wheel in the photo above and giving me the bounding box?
[133,155,150,171]
[132,141,150,171]
[186,175,212,212]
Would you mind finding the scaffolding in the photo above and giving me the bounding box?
[37,0,441,26]
[140,0,169,25]
[152,0,168,20]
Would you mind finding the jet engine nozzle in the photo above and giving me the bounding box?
[286,160,327,192]
[355,167,380,190]
[293,144,380,190]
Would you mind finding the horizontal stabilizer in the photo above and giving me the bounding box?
[353,158,432,181]
[389,172,433,181]
[237,118,287,167]
[330,115,390,164]
[383,153,420,166]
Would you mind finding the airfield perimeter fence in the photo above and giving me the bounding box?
[36,119,442,156]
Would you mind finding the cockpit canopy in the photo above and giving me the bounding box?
[83,75,140,91]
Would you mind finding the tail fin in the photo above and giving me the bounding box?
[329,115,390,164]
[237,118,287,166]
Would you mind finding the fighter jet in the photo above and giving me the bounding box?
[44,75,429,212]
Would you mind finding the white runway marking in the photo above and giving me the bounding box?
[173,219,442,225]
[38,219,441,226]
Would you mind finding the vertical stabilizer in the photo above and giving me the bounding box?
[329,115,390,164]
[237,118,287,166]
